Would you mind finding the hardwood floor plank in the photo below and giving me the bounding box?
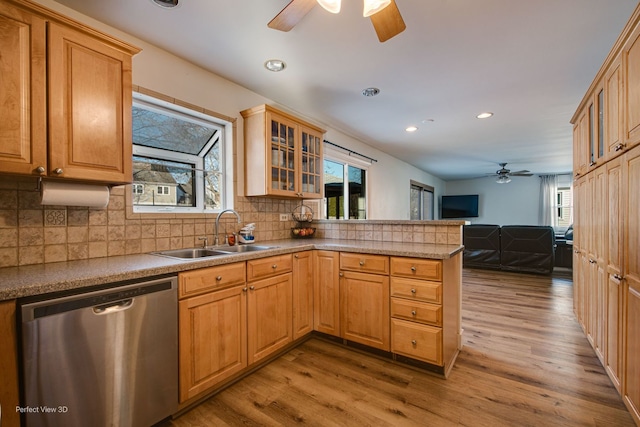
[168,268,635,427]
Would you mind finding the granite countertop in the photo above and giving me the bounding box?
[0,239,463,301]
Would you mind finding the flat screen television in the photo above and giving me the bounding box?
[441,194,479,218]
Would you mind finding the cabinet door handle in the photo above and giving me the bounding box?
[411,340,417,346]
[216,276,222,281]
[272,264,277,269]
[614,274,623,280]
[250,285,255,290]
[36,166,46,174]
[410,288,417,294]
[589,259,596,264]
[589,161,596,167]
[411,310,417,316]
[294,254,299,259]
[359,260,365,266]
[54,168,63,175]
[615,143,625,152]
[410,266,416,272]
[339,272,344,277]
[243,287,248,292]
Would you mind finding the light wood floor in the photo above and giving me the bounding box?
[168,268,635,426]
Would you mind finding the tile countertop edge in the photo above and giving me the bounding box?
[0,239,464,301]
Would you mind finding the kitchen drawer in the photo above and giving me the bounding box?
[340,252,389,275]
[247,254,293,281]
[391,297,442,326]
[390,257,442,281]
[391,277,442,304]
[391,318,442,365]
[179,262,246,298]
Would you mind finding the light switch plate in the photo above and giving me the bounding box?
[279,214,289,221]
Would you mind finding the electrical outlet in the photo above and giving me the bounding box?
[279,214,289,221]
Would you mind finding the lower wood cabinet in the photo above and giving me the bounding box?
[247,272,293,364]
[340,270,390,351]
[293,251,314,339]
[625,283,640,421]
[314,250,340,336]
[179,285,247,402]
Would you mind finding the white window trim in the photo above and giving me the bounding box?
[131,92,234,214]
[323,146,370,220]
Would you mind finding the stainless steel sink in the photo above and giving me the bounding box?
[217,245,276,253]
[152,248,232,259]
[151,245,276,259]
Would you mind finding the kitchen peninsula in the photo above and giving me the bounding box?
[0,232,463,419]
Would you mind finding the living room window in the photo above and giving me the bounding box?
[410,181,434,220]
[556,186,573,228]
[131,91,232,213]
[323,153,368,219]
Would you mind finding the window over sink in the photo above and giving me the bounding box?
[131,91,233,213]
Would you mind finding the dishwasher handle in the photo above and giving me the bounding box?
[92,298,133,315]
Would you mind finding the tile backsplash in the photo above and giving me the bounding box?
[0,177,462,268]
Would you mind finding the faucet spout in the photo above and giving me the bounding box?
[214,209,242,246]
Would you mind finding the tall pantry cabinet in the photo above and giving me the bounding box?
[571,4,640,424]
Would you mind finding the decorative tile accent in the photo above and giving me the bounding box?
[45,209,67,227]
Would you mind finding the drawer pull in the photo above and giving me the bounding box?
[589,259,596,264]
[411,266,416,272]
[216,276,222,281]
[411,340,417,346]
[250,285,255,290]
[411,310,417,316]
[54,168,64,175]
[36,166,46,174]
[359,260,365,266]
[243,287,248,292]
[294,254,299,259]
[615,143,625,152]
[411,289,417,294]
[614,274,623,280]
[339,272,344,277]
[272,264,277,269]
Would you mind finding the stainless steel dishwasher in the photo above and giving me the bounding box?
[20,275,178,427]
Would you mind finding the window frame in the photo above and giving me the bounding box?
[410,180,434,220]
[322,147,369,220]
[131,91,234,214]
[556,185,573,229]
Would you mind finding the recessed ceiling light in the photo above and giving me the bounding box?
[362,87,380,97]
[477,112,494,119]
[150,0,180,9]
[405,126,418,132]
[264,59,286,72]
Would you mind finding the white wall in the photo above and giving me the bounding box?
[445,176,541,225]
[36,0,444,221]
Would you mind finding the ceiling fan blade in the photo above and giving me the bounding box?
[268,0,317,32]
[369,0,406,42]
[510,170,533,176]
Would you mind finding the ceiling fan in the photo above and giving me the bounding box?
[268,0,406,43]
[490,163,533,184]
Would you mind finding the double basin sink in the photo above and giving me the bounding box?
[152,245,276,260]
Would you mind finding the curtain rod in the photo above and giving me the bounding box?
[323,140,378,163]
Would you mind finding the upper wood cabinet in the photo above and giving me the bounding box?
[0,0,139,184]
[241,104,325,199]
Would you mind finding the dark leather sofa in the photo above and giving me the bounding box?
[463,225,555,274]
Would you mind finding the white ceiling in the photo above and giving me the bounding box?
[54,0,638,180]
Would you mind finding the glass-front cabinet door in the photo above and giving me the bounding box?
[300,126,323,198]
[269,113,297,195]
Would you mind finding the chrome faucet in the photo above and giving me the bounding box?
[214,209,242,246]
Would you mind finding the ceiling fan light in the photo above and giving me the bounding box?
[496,175,511,184]
[317,0,341,14]
[363,0,391,17]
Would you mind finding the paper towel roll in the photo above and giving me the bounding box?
[40,181,110,209]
